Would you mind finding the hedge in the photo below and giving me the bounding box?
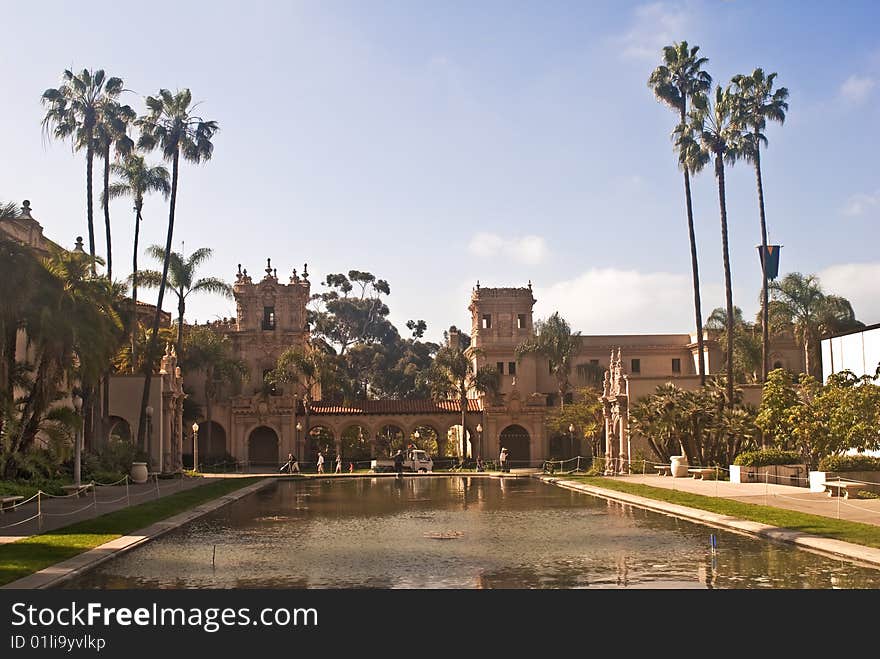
[732,449,802,467]
[817,454,880,472]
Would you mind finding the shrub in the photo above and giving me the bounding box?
[817,454,880,472]
[733,448,802,467]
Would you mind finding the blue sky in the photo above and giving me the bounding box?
[2,1,879,343]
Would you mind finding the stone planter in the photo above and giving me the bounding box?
[130,462,148,484]
[729,463,807,487]
[670,455,689,478]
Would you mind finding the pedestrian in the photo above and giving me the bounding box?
[499,447,508,473]
[317,451,325,474]
[291,453,300,473]
[476,455,484,472]
[393,449,404,479]
[283,453,294,474]
[335,453,342,473]
[348,462,354,473]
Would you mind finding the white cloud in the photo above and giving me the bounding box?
[817,263,880,325]
[615,2,690,62]
[534,268,725,334]
[842,190,880,217]
[467,232,548,265]
[840,75,876,103]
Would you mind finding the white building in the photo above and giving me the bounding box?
[821,323,880,382]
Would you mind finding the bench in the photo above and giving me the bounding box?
[688,468,716,481]
[654,465,671,476]
[0,495,25,512]
[824,480,863,500]
[61,483,94,498]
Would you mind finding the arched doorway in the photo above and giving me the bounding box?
[196,421,227,466]
[341,425,371,464]
[248,426,279,468]
[376,424,405,457]
[307,426,335,469]
[107,416,132,444]
[499,425,531,468]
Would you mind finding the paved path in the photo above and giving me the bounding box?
[0,476,210,543]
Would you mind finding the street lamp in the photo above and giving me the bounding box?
[413,429,420,449]
[476,423,483,461]
[192,422,200,472]
[569,423,575,459]
[72,393,83,487]
[296,422,302,458]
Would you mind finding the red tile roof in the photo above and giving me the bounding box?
[306,399,483,415]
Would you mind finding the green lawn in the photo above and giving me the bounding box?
[0,477,261,587]
[559,475,880,550]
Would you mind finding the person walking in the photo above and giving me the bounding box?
[291,453,300,474]
[317,451,325,474]
[335,453,342,473]
[499,447,509,473]
[283,453,294,474]
[393,449,404,479]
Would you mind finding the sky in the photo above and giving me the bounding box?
[2,1,879,344]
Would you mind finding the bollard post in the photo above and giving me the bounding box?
[125,475,131,507]
[37,490,42,529]
[92,481,97,509]
[715,466,719,497]
[155,473,161,498]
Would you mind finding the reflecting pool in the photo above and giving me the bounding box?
[62,477,880,589]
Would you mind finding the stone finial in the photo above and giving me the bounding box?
[73,236,85,253]
[20,200,33,219]
[476,280,480,290]
[265,258,273,276]
[302,263,309,280]
[290,267,299,283]
[273,268,277,279]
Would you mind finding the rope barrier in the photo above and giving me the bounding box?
[0,512,42,529]
[41,502,96,517]
[92,475,130,487]
[0,491,41,510]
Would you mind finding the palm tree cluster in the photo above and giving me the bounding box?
[650,44,790,405]
[41,69,219,450]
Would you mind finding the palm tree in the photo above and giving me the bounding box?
[514,312,581,409]
[649,42,712,385]
[730,68,789,383]
[183,326,247,464]
[427,329,499,460]
[94,100,136,281]
[769,272,863,378]
[104,154,170,370]
[678,85,742,407]
[138,245,231,358]
[134,88,218,450]
[41,69,125,275]
[705,305,762,383]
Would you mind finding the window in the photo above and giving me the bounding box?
[590,359,599,365]
[508,361,516,376]
[482,314,492,329]
[262,306,276,330]
[497,362,504,374]
[672,358,681,373]
[773,361,783,370]
[517,314,526,329]
[630,359,640,374]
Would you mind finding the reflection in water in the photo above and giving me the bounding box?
[61,477,880,589]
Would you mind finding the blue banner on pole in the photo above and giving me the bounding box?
[757,244,782,280]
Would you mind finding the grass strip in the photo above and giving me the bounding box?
[0,477,261,586]
[560,476,880,550]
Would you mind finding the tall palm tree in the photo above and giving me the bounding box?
[730,68,789,383]
[678,85,742,407]
[769,272,863,379]
[104,154,170,370]
[649,42,712,385]
[138,245,231,358]
[705,305,762,383]
[427,331,499,459]
[94,100,136,281]
[514,312,581,409]
[41,69,125,275]
[134,88,218,451]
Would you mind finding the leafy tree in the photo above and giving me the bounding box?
[677,84,743,406]
[545,386,603,458]
[182,326,247,460]
[515,312,581,410]
[104,154,171,370]
[41,69,125,275]
[648,41,712,385]
[134,88,218,451]
[768,272,863,379]
[138,245,231,358]
[730,68,789,382]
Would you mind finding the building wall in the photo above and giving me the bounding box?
[821,324,880,382]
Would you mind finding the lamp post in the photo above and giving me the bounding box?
[145,405,153,468]
[413,429,420,449]
[192,422,200,473]
[72,393,83,487]
[569,423,575,460]
[296,422,302,460]
[476,423,483,461]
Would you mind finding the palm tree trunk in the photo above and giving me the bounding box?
[137,149,179,454]
[716,155,735,408]
[131,204,142,373]
[102,144,112,280]
[460,384,467,462]
[754,144,770,383]
[680,103,706,386]
[86,141,96,276]
[177,297,185,360]
[803,328,812,379]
